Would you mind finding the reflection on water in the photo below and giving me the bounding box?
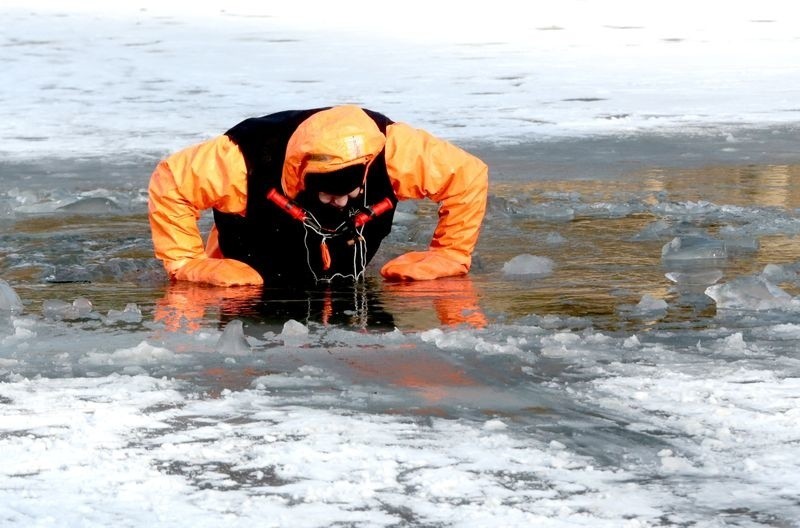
[491,163,800,209]
[155,280,398,334]
[2,162,800,332]
[467,163,800,331]
[641,164,800,209]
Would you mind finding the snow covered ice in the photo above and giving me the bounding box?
[2,1,800,526]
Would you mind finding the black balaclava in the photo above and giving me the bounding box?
[296,164,366,230]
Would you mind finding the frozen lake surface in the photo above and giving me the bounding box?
[2,2,800,526]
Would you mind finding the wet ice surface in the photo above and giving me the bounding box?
[3,2,800,527]
[4,306,800,526]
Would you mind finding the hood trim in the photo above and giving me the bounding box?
[281,106,386,198]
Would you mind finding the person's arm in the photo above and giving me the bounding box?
[148,135,263,286]
[381,123,489,281]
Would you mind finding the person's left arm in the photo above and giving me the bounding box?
[381,122,489,281]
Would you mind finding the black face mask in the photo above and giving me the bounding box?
[294,190,359,232]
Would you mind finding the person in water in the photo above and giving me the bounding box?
[148,105,488,286]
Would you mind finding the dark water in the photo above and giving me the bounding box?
[3,133,800,334]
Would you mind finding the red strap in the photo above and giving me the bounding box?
[320,240,332,270]
[266,188,307,222]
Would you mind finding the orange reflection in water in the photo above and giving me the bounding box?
[343,350,477,404]
[379,277,487,330]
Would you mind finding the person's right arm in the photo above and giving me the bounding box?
[148,135,263,286]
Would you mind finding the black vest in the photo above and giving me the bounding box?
[213,108,397,284]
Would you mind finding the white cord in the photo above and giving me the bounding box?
[301,219,368,284]
[298,178,373,283]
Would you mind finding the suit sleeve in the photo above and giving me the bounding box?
[381,122,489,280]
[147,135,263,286]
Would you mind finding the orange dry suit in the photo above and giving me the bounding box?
[214,108,396,283]
[148,105,488,286]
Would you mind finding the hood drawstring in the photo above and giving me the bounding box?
[265,188,394,282]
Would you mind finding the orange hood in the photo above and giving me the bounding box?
[281,106,387,198]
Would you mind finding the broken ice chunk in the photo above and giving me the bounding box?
[42,297,95,320]
[0,280,23,313]
[215,319,251,355]
[705,276,796,310]
[106,303,143,324]
[502,254,555,277]
[662,235,727,262]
